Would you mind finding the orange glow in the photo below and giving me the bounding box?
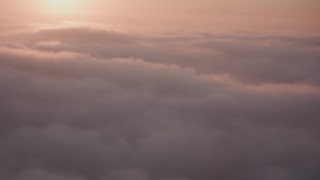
[36,0,86,16]
[0,0,318,32]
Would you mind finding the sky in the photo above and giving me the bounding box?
[0,0,320,180]
[0,0,319,31]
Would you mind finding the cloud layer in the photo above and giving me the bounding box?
[0,22,320,180]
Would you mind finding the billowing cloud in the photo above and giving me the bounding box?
[0,22,320,180]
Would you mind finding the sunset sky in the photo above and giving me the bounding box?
[0,1,320,180]
[1,0,319,31]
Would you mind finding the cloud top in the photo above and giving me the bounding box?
[0,23,320,180]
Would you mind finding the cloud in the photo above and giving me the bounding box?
[12,168,86,180]
[0,22,320,180]
[23,25,320,85]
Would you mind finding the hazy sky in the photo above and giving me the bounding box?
[0,0,319,31]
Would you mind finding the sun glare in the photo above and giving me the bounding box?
[48,0,77,5]
[39,0,85,15]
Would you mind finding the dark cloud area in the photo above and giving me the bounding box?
[0,22,320,180]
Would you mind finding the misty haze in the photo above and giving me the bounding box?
[0,0,320,180]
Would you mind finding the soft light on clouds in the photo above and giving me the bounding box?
[0,0,320,180]
[0,22,320,180]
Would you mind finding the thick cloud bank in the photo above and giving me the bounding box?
[0,22,320,180]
